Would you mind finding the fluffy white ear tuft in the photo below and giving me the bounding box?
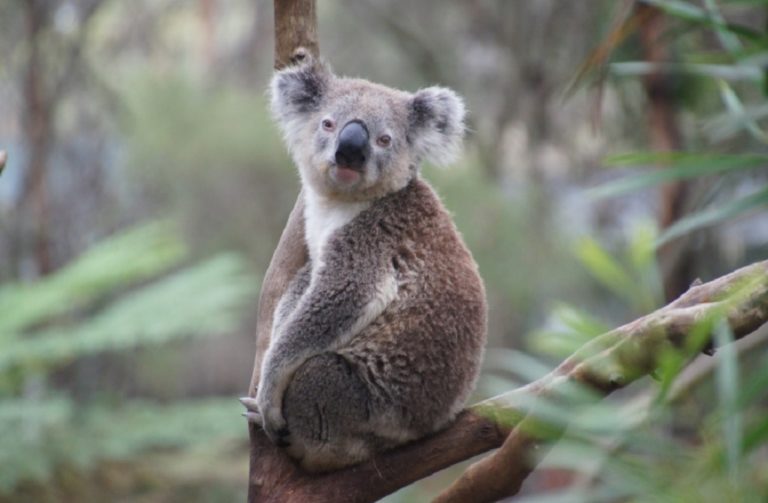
[408,87,466,166]
[269,58,332,148]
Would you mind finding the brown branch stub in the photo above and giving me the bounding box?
[0,150,7,175]
[274,0,319,70]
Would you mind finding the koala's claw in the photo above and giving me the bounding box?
[239,397,263,425]
[239,396,258,410]
[241,396,292,446]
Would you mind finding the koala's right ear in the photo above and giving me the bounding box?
[407,87,466,167]
[270,58,332,142]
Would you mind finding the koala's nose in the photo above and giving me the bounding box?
[335,120,369,170]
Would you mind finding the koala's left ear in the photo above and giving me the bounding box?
[408,87,466,166]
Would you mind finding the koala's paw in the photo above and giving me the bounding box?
[239,397,263,426]
[262,406,292,448]
[243,394,292,448]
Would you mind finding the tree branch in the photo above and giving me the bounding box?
[245,259,768,502]
[435,259,768,503]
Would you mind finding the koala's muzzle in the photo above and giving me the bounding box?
[335,120,369,170]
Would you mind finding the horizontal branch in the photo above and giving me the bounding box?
[250,260,768,503]
[436,259,768,502]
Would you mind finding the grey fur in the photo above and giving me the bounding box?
[253,58,487,472]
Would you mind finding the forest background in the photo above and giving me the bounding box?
[1,1,767,501]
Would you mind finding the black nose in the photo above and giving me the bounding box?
[335,121,369,169]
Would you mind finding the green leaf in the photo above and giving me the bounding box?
[737,352,768,409]
[576,238,639,307]
[529,304,610,357]
[715,322,742,479]
[610,62,764,82]
[0,397,245,492]
[626,222,663,311]
[704,102,768,142]
[0,254,257,373]
[714,79,768,143]
[0,221,187,335]
[657,186,768,245]
[702,0,743,53]
[592,153,768,199]
[642,0,763,40]
[721,0,768,5]
[743,417,768,454]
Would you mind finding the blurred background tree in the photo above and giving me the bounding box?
[0,0,765,501]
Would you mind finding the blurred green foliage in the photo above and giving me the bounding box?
[603,0,768,244]
[0,222,256,495]
[1,0,767,500]
[499,1,768,499]
[486,268,768,503]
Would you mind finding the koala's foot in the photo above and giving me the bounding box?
[240,396,292,447]
[239,397,263,425]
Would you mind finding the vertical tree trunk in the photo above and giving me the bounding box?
[272,0,319,70]
[22,0,53,276]
[637,3,693,302]
[200,0,217,68]
[247,1,316,500]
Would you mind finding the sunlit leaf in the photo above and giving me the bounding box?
[576,238,637,306]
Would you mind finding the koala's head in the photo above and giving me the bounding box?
[270,58,465,202]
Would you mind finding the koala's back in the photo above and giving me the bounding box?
[328,177,487,440]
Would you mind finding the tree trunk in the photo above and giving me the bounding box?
[246,2,317,501]
[637,3,693,302]
[22,0,53,276]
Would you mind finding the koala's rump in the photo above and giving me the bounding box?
[337,178,487,435]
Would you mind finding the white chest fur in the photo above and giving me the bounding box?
[303,190,370,263]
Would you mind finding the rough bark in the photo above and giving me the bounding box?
[246,193,308,502]
[245,258,768,502]
[247,1,316,501]
[273,0,319,70]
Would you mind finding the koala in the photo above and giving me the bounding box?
[241,57,487,473]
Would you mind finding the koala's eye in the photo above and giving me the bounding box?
[321,119,335,132]
[377,134,392,148]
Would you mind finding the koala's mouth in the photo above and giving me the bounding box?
[330,164,364,185]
